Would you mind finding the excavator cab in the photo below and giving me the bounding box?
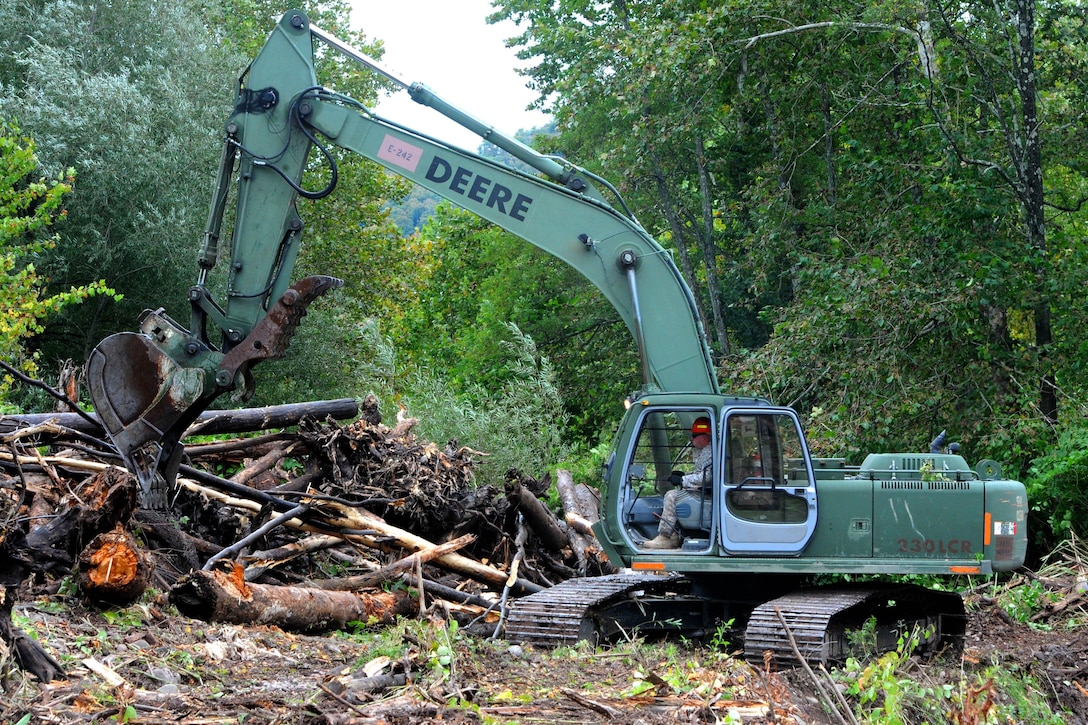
[618,408,718,553]
[612,399,819,557]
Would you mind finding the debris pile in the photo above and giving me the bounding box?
[0,395,613,685]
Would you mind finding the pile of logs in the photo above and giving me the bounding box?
[0,395,612,682]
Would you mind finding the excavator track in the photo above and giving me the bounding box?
[505,572,684,647]
[743,584,966,665]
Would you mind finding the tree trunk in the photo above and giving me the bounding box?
[650,149,708,334]
[170,563,415,631]
[1012,0,1056,425]
[694,135,730,358]
[505,479,569,554]
[0,397,360,439]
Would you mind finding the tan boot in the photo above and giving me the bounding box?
[642,533,681,549]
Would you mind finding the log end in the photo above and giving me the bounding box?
[77,527,149,607]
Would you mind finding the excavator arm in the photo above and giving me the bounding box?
[87,10,718,505]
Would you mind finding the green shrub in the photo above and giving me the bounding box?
[1025,424,1088,548]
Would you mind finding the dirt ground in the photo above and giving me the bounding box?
[2,576,1085,725]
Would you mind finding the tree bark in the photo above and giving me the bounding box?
[555,469,598,523]
[170,563,415,631]
[694,134,730,358]
[0,397,360,438]
[505,479,569,554]
[1012,0,1056,425]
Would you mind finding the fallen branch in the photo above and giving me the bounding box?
[228,441,300,487]
[177,478,543,596]
[313,534,475,591]
[314,500,544,596]
[0,587,65,682]
[774,607,857,725]
[560,687,623,718]
[505,479,568,554]
[243,534,346,580]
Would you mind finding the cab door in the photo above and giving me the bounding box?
[719,409,818,555]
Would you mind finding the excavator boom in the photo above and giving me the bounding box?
[87,10,717,504]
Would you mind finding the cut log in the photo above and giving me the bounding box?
[504,479,568,554]
[78,526,150,606]
[556,470,601,529]
[185,399,360,436]
[554,470,593,572]
[564,512,596,538]
[555,469,599,523]
[169,563,414,631]
[0,397,360,439]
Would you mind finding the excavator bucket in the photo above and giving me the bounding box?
[88,275,343,507]
[88,329,207,455]
[87,310,219,507]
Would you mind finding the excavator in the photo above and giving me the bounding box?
[86,10,1028,663]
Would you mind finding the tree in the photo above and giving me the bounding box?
[0,0,421,408]
[0,126,116,408]
[0,0,242,363]
[492,0,1088,477]
[394,203,638,441]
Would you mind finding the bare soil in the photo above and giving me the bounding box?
[2,578,1085,725]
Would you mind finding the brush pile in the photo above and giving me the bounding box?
[0,395,612,685]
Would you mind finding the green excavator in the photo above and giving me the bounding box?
[87,11,1027,663]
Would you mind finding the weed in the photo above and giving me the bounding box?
[985,662,1067,724]
[996,578,1054,628]
[846,616,880,658]
[427,620,459,678]
[708,617,736,655]
[835,625,1070,724]
[100,605,147,629]
[838,626,950,724]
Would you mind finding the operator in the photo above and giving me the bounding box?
[643,416,713,549]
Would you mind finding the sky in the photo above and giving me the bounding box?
[347,0,551,151]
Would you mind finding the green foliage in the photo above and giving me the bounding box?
[0,0,409,408]
[834,623,1069,724]
[0,125,117,407]
[995,578,1054,628]
[986,662,1068,725]
[481,12,1087,560]
[0,0,242,361]
[839,626,961,723]
[707,618,736,655]
[1025,423,1088,545]
[403,323,572,487]
[395,203,636,443]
